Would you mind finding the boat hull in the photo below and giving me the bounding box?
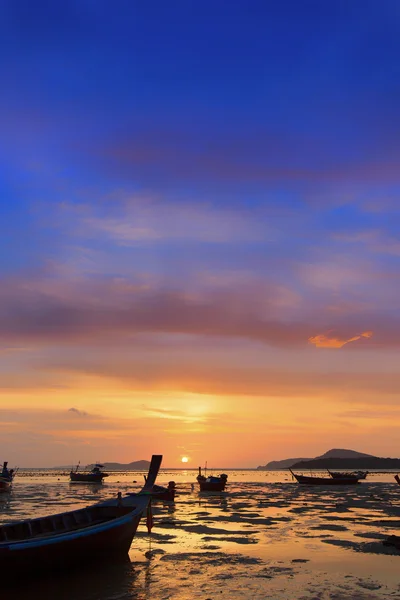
[151,483,176,501]
[197,467,227,492]
[152,489,175,501]
[69,472,107,483]
[198,481,227,492]
[292,474,359,485]
[329,470,367,480]
[0,478,12,493]
[197,476,227,492]
[0,455,163,577]
[0,510,142,574]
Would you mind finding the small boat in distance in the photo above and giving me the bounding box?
[329,470,368,480]
[142,472,176,501]
[197,466,228,492]
[289,468,360,485]
[150,482,176,501]
[0,455,162,576]
[70,463,109,483]
[0,462,16,493]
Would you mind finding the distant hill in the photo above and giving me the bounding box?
[87,460,151,471]
[315,448,375,460]
[291,456,400,470]
[258,457,312,470]
[55,460,151,471]
[257,448,376,470]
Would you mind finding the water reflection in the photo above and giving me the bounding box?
[3,557,144,600]
[165,501,176,515]
[68,482,105,496]
[197,492,230,511]
[2,472,400,599]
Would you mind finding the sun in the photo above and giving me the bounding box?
[181,456,189,463]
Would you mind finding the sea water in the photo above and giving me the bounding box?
[2,469,400,599]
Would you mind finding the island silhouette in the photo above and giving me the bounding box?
[257,448,400,470]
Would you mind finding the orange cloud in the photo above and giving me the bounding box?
[308,330,373,349]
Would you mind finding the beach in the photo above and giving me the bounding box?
[2,470,400,599]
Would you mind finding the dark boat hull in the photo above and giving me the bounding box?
[0,455,163,576]
[153,492,174,500]
[292,474,359,485]
[197,476,227,492]
[0,509,142,574]
[70,472,107,483]
[197,467,227,492]
[198,481,227,492]
[150,482,176,501]
[0,478,12,493]
[329,470,367,480]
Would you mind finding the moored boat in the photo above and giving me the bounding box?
[151,482,176,501]
[0,462,16,493]
[197,467,228,492]
[70,463,109,483]
[395,474,400,486]
[290,469,360,485]
[329,470,368,480]
[0,454,162,576]
[142,472,176,501]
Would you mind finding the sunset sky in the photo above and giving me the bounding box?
[1,1,400,467]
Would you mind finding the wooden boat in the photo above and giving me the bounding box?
[0,454,162,575]
[197,467,228,492]
[0,478,11,493]
[329,470,368,480]
[395,474,400,486]
[0,462,16,493]
[137,475,176,502]
[151,482,176,501]
[289,469,360,485]
[70,463,109,483]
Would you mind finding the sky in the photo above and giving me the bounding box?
[1,0,400,467]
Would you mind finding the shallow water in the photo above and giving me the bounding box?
[2,470,400,599]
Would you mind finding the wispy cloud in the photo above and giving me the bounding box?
[0,274,311,347]
[336,408,400,420]
[60,197,270,245]
[68,407,88,417]
[308,331,373,349]
[94,129,400,187]
[0,271,398,351]
[331,229,400,257]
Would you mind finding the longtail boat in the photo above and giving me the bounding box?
[69,463,109,483]
[0,462,16,493]
[329,470,368,480]
[151,482,176,501]
[197,466,228,492]
[0,455,162,575]
[142,472,176,501]
[289,468,360,485]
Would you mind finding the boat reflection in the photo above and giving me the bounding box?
[2,556,146,600]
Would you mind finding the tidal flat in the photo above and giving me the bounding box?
[2,470,400,599]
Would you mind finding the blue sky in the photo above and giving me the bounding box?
[1,1,400,466]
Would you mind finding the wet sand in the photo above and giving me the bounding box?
[2,470,400,599]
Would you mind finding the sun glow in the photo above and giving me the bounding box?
[181,456,189,463]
